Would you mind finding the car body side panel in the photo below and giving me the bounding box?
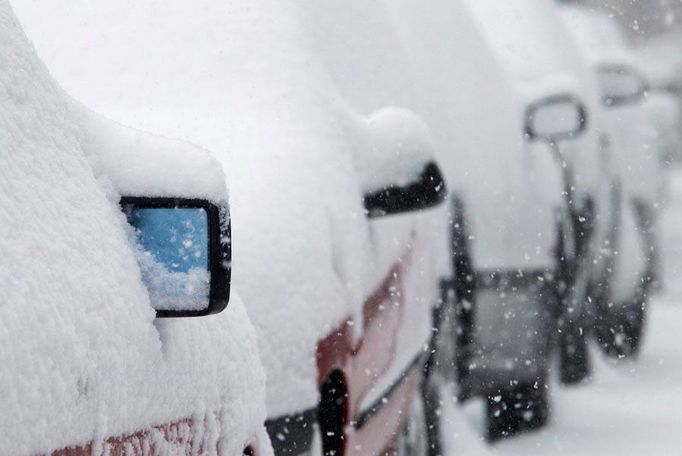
[316,247,425,454]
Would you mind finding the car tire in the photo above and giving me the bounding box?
[556,209,591,385]
[486,383,550,442]
[594,198,654,359]
[595,289,648,358]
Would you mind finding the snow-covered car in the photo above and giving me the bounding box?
[458,0,611,389]
[11,1,451,454]
[0,2,271,454]
[559,4,665,358]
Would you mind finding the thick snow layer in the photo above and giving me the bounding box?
[74,108,230,204]
[0,2,270,453]
[558,6,634,67]
[441,168,682,455]
[359,107,435,193]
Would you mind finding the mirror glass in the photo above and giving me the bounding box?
[598,66,646,107]
[527,99,584,140]
[125,207,210,312]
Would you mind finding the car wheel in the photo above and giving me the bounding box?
[486,383,550,442]
[595,288,648,358]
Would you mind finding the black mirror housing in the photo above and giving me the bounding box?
[597,64,649,108]
[364,161,447,218]
[120,196,231,318]
[525,94,588,144]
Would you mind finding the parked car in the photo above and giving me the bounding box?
[0,2,271,454]
[453,0,604,396]
[559,4,665,358]
[11,1,450,454]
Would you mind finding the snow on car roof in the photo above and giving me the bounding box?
[558,5,635,66]
[0,1,269,453]
[462,0,583,98]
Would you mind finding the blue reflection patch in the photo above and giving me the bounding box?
[127,208,208,273]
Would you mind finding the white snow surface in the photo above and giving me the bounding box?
[441,168,682,455]
[75,108,230,204]
[0,2,270,454]
[558,6,635,68]
[359,107,435,193]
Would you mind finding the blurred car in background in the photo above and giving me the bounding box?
[0,1,271,454]
[459,0,602,393]
[559,4,665,359]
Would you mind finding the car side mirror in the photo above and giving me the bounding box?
[121,197,230,318]
[597,64,648,108]
[525,95,588,143]
[364,161,447,218]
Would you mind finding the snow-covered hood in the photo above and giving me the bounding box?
[0,2,269,453]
